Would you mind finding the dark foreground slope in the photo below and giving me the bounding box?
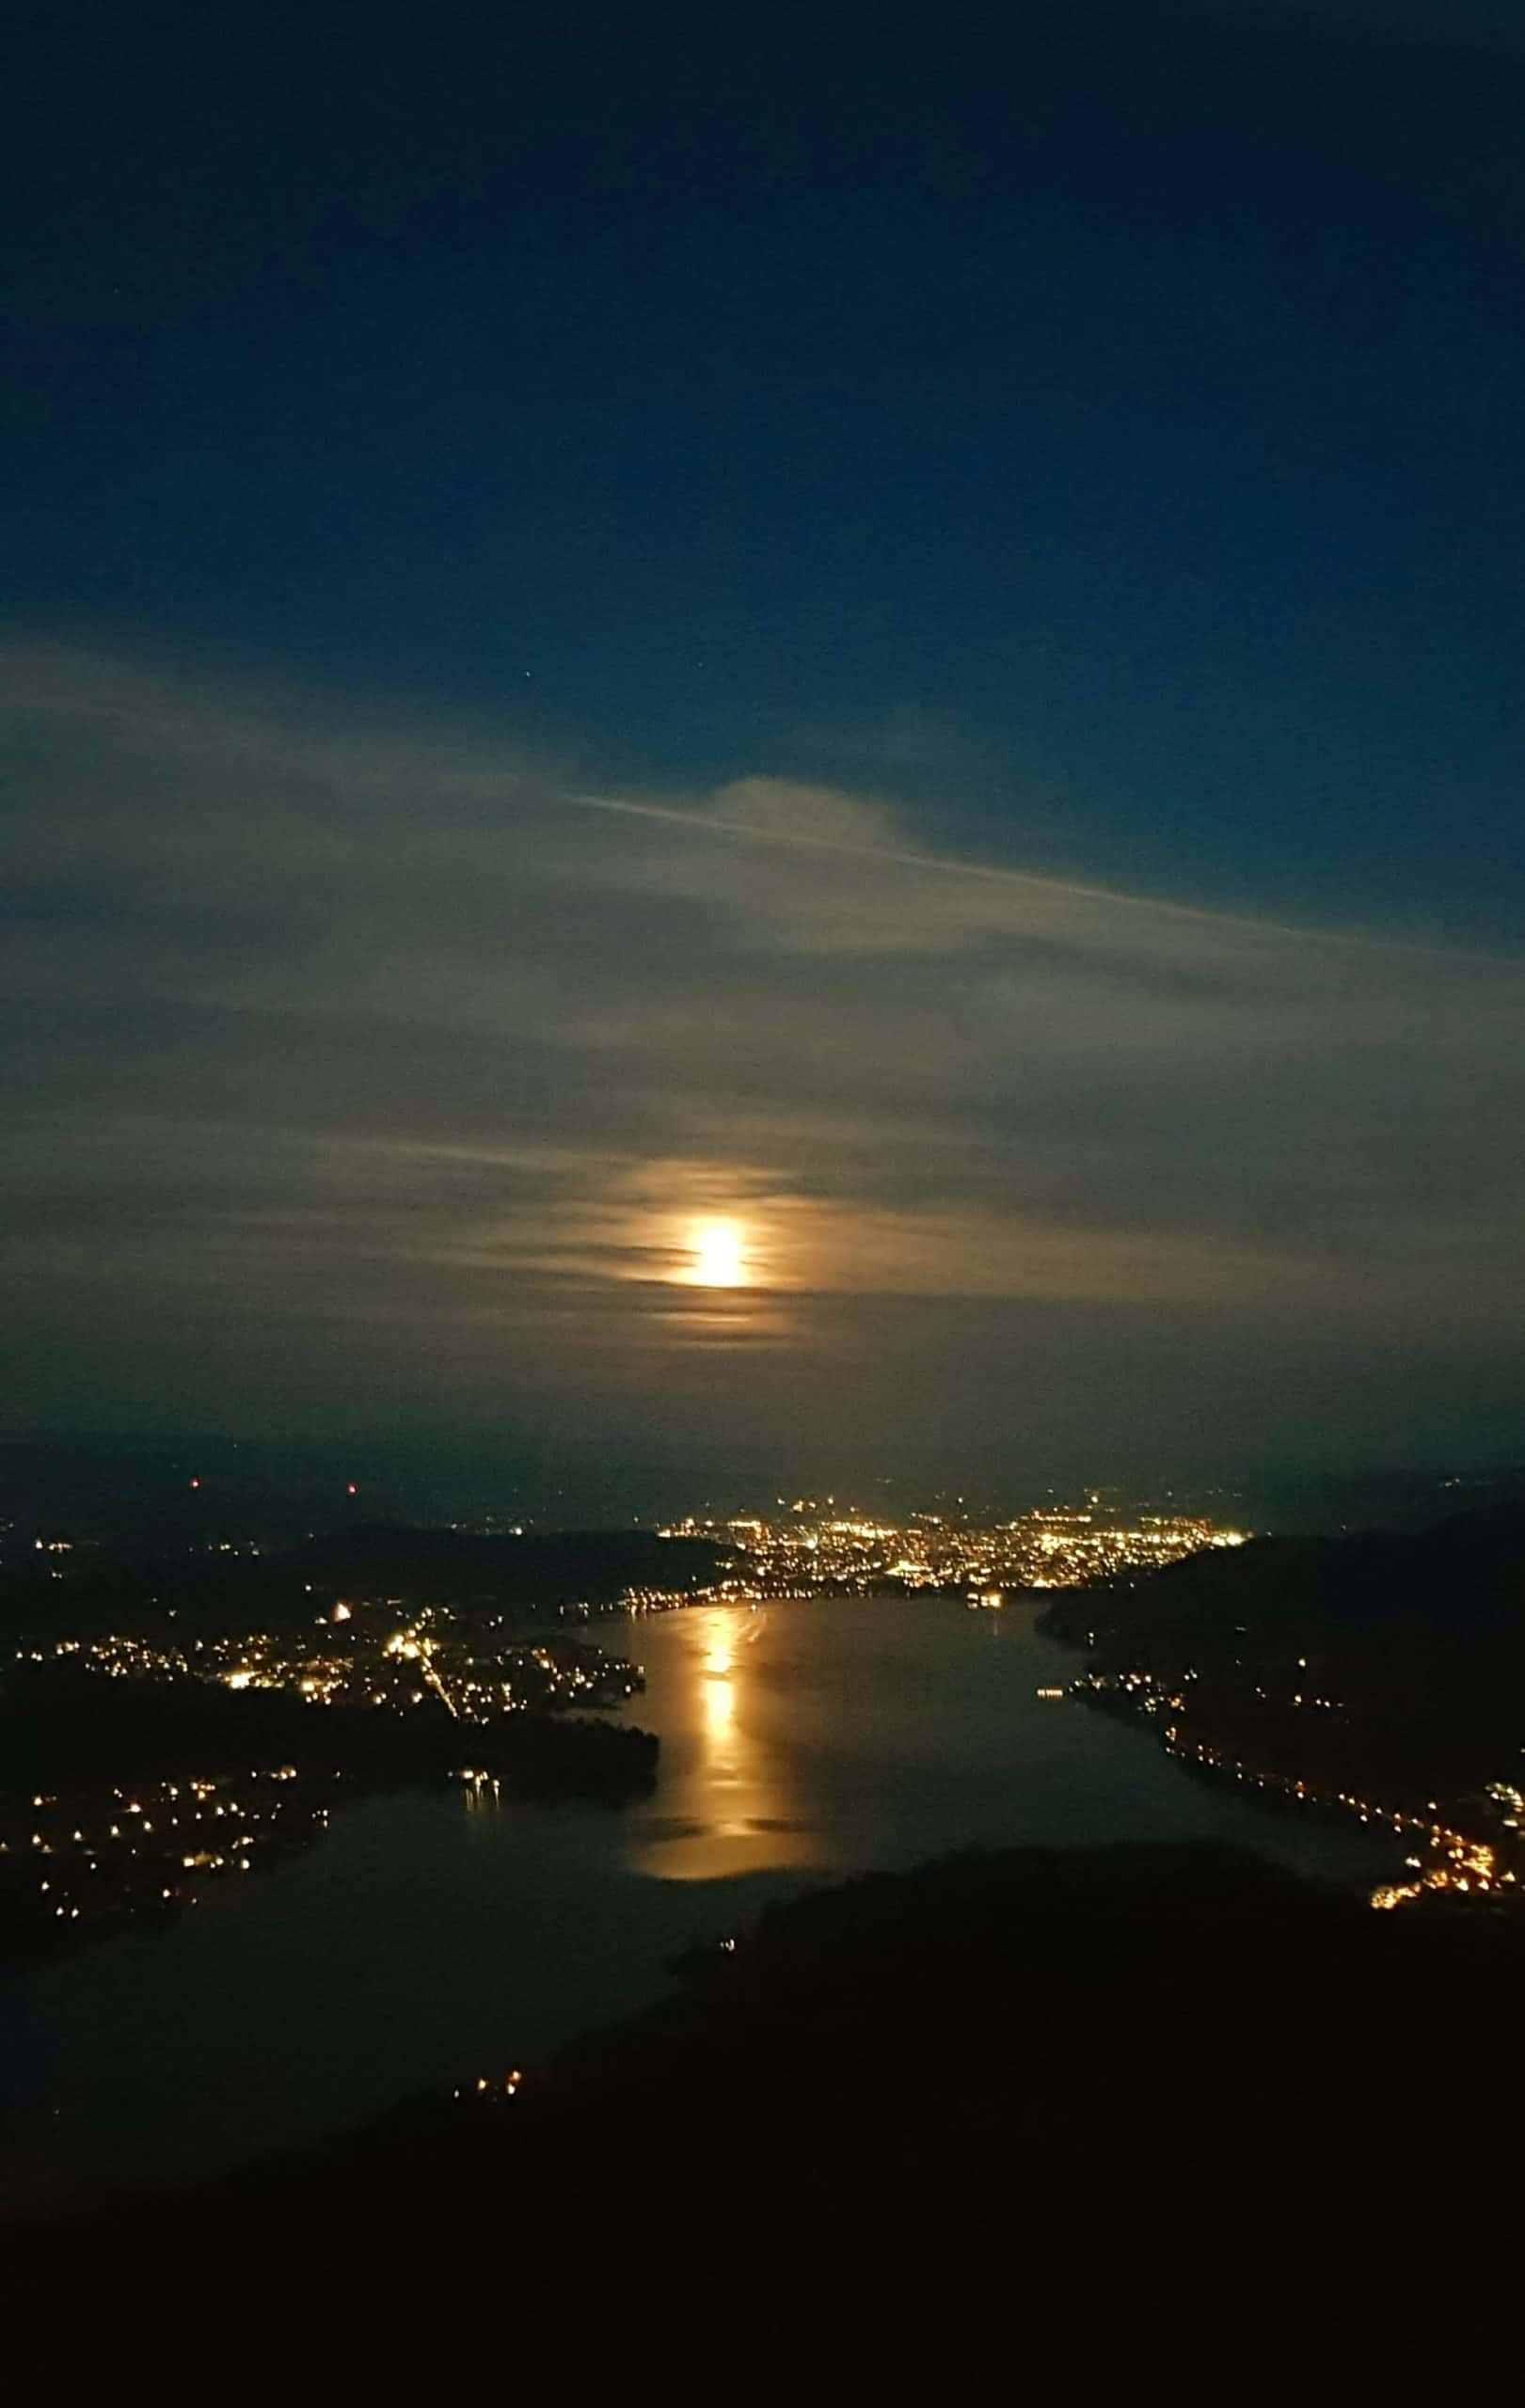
[14,1843,1523,2380]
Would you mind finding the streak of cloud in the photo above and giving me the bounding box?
[4,646,1522,1479]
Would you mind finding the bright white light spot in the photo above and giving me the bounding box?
[689,1217,748,1288]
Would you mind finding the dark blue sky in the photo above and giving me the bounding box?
[10,0,1523,929]
[5,2,1523,1489]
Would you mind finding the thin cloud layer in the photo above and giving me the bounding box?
[4,646,1522,1480]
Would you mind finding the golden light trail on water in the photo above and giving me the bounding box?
[703,1634,736,1737]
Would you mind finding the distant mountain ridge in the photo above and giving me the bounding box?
[1043,1499,1525,1645]
[281,1523,729,1609]
[0,1518,730,1639]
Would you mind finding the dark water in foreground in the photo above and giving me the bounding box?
[2,1595,1399,2206]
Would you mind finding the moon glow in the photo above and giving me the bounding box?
[689,1217,748,1288]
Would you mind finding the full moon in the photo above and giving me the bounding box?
[689,1216,748,1288]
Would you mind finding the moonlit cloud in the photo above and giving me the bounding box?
[4,645,1523,1481]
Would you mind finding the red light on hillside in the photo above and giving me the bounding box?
[347,1482,357,1496]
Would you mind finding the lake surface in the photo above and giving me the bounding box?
[1,1594,1399,2206]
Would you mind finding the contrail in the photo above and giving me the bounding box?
[565,788,1523,971]
[16,651,1517,972]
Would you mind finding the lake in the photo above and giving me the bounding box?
[1,1593,1399,2207]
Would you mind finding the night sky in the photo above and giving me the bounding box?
[6,1,1523,1497]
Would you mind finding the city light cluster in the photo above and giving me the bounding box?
[655,1502,1247,1596]
[1,1766,323,1946]
[16,1608,640,1726]
[2,1606,643,1961]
